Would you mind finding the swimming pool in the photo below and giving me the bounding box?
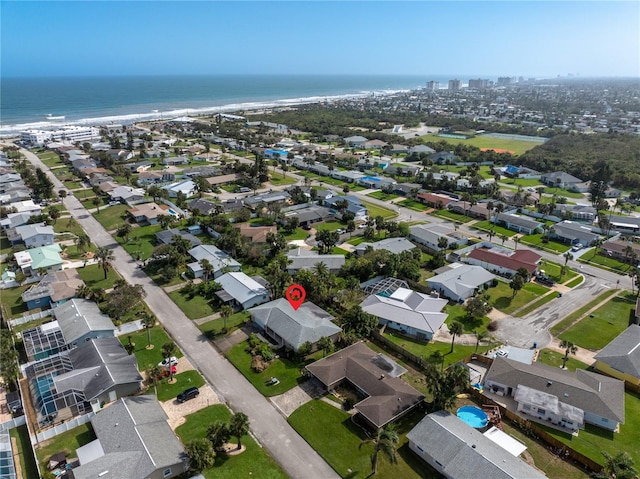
[457,405,489,428]
[362,176,381,182]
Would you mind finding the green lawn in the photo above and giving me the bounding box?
[41,156,65,168]
[64,180,83,190]
[226,340,314,396]
[485,280,550,315]
[559,293,636,350]
[579,249,635,274]
[115,224,162,260]
[118,326,182,371]
[565,276,585,288]
[288,400,439,479]
[155,370,205,401]
[366,191,399,201]
[444,302,491,332]
[542,187,585,199]
[520,234,572,253]
[418,133,540,156]
[167,289,217,320]
[360,200,397,220]
[92,204,130,230]
[72,189,96,200]
[0,284,30,319]
[76,263,120,290]
[550,289,619,336]
[516,292,559,317]
[501,177,545,187]
[34,423,96,475]
[198,311,250,338]
[381,332,493,368]
[53,217,86,237]
[538,259,579,282]
[536,349,591,371]
[346,236,369,246]
[268,175,297,186]
[539,391,640,468]
[283,227,308,241]
[396,199,428,212]
[473,221,518,238]
[9,425,39,479]
[176,405,288,479]
[1,234,11,255]
[315,220,345,232]
[430,209,473,223]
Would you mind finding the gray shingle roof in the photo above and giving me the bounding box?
[73,396,185,479]
[486,357,625,423]
[54,298,116,345]
[407,411,547,479]
[355,237,416,255]
[286,248,345,272]
[594,324,640,378]
[427,264,496,298]
[217,272,269,305]
[249,298,340,351]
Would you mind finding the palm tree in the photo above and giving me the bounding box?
[592,451,638,479]
[559,340,578,369]
[448,321,464,353]
[474,330,489,354]
[437,236,449,252]
[562,252,573,276]
[139,312,156,349]
[161,342,177,382]
[220,305,233,332]
[317,336,334,357]
[92,196,102,213]
[95,246,114,280]
[359,424,399,475]
[200,258,214,282]
[229,412,250,450]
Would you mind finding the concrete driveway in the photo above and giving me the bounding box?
[161,384,220,430]
[270,378,325,417]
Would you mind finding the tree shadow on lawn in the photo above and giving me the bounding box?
[494,296,514,310]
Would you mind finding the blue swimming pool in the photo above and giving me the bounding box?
[457,406,488,428]
[362,176,381,182]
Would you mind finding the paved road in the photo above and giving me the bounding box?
[18,146,339,479]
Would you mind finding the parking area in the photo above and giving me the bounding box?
[269,378,325,417]
[161,384,220,430]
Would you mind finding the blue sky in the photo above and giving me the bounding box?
[2,1,638,78]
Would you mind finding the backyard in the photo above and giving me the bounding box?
[175,405,288,479]
[558,292,636,350]
[9,425,38,479]
[34,423,96,477]
[0,284,30,319]
[288,400,439,479]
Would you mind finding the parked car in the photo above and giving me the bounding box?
[177,387,200,403]
[159,356,178,368]
[496,350,508,357]
[571,243,583,251]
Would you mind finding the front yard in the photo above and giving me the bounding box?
[198,311,250,338]
[114,224,162,260]
[167,288,217,320]
[485,279,550,315]
[175,405,288,479]
[288,400,438,479]
[76,263,120,290]
[92,204,130,230]
[119,326,182,371]
[430,209,473,223]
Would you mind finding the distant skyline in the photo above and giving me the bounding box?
[1,1,639,79]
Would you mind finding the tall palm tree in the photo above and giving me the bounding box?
[229,412,250,450]
[139,312,156,349]
[161,342,177,381]
[474,330,489,354]
[449,321,464,353]
[562,252,573,276]
[95,246,114,280]
[359,424,399,475]
[219,305,233,332]
[559,340,578,369]
[200,258,214,282]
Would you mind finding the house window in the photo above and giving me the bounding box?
[163,468,172,477]
[537,408,546,415]
[522,404,531,411]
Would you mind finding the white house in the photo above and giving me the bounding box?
[8,223,55,248]
[187,245,241,279]
[163,180,196,198]
[427,263,496,302]
[409,223,468,252]
[215,272,270,310]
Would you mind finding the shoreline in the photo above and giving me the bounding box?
[0,87,413,138]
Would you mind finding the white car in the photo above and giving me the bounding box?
[571,243,583,252]
[159,356,178,368]
[496,350,508,358]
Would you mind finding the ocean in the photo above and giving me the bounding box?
[0,74,446,136]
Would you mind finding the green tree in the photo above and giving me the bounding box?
[341,305,378,338]
[116,223,132,242]
[48,205,61,224]
[559,340,578,369]
[185,438,216,473]
[139,312,155,349]
[315,229,340,254]
[592,451,638,479]
[425,363,469,411]
[448,321,464,353]
[207,420,231,450]
[317,336,334,357]
[474,330,489,354]
[297,341,313,358]
[199,258,214,282]
[437,236,449,251]
[92,196,102,213]
[95,246,114,279]
[220,305,233,332]
[465,295,492,321]
[562,251,574,276]
[229,412,250,450]
[510,274,525,297]
[161,342,177,381]
[359,424,399,475]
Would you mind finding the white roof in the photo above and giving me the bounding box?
[482,427,527,457]
[427,263,496,297]
[217,272,268,304]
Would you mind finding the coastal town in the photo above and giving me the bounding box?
[2,77,640,479]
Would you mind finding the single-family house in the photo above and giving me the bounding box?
[360,287,448,341]
[550,221,600,247]
[155,228,202,248]
[416,192,456,209]
[187,244,241,279]
[162,156,189,166]
[109,185,145,204]
[25,337,142,428]
[427,263,496,302]
[449,200,492,219]
[286,248,345,274]
[244,191,291,210]
[162,180,196,198]
[15,244,63,275]
[386,164,421,177]
[307,342,424,428]
[354,237,416,256]
[127,202,170,225]
[409,224,468,252]
[344,136,368,148]
[70,396,187,479]
[137,171,164,184]
[540,171,583,189]
[205,173,242,188]
[54,298,117,347]
[407,411,547,479]
[7,223,55,248]
[332,170,366,183]
[357,175,397,190]
[188,198,221,216]
[607,215,640,235]
[493,213,542,235]
[249,298,341,352]
[234,223,277,244]
[9,200,42,215]
[594,324,640,386]
[215,272,270,310]
[465,247,541,277]
[282,205,333,228]
[393,183,422,197]
[484,357,625,432]
[601,240,640,262]
[430,151,457,164]
[554,204,597,222]
[0,212,35,230]
[324,195,368,220]
[21,269,84,311]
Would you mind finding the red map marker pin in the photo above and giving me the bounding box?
[285,284,306,311]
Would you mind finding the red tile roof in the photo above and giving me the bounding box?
[468,247,541,274]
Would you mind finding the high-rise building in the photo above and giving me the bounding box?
[425,81,440,91]
[448,79,461,91]
[468,78,489,89]
[497,77,514,86]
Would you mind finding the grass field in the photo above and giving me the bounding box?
[559,293,636,350]
[76,263,120,290]
[289,400,439,479]
[418,133,540,156]
[92,204,129,230]
[360,200,397,220]
[119,326,182,371]
[536,349,591,371]
[167,289,217,320]
[176,405,288,479]
[550,289,619,336]
[366,191,399,201]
